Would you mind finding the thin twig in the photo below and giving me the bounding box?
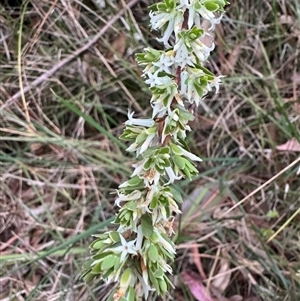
[221,156,300,217]
[1,0,139,109]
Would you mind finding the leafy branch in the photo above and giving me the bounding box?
[83,1,229,300]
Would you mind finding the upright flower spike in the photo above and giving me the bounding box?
[83,1,228,300]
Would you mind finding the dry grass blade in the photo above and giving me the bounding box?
[221,156,300,217]
[1,0,139,108]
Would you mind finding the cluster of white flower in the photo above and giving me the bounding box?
[83,1,228,300]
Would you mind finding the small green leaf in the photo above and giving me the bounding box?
[144,158,152,170]
[163,94,170,107]
[114,256,122,272]
[91,262,102,274]
[146,126,157,134]
[153,267,164,278]
[177,107,195,121]
[126,201,137,211]
[101,255,117,270]
[261,228,274,237]
[184,160,198,174]
[90,240,104,250]
[120,268,132,288]
[158,278,168,293]
[204,1,219,11]
[183,165,191,179]
[92,251,111,261]
[165,0,176,9]
[266,210,279,218]
[127,286,136,301]
[170,143,182,155]
[170,186,183,204]
[127,176,143,186]
[215,0,227,5]
[92,233,108,239]
[148,270,160,292]
[193,82,203,97]
[141,214,154,238]
[157,3,167,11]
[109,231,121,243]
[124,211,132,221]
[173,155,186,169]
[150,195,158,209]
[82,271,97,283]
[155,164,165,174]
[159,146,170,154]
[136,132,147,144]
[148,244,159,262]
[82,259,94,270]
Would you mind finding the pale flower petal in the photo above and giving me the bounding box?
[115,190,142,207]
[112,235,138,262]
[153,228,176,255]
[165,166,182,184]
[126,111,155,127]
[177,145,202,162]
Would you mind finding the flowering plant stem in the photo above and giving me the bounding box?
[83,1,228,300]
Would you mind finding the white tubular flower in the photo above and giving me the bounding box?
[161,107,191,142]
[149,11,171,31]
[144,70,173,87]
[191,87,206,106]
[161,110,179,143]
[181,69,224,106]
[150,10,184,46]
[195,2,216,19]
[135,225,144,251]
[168,198,181,215]
[151,83,178,118]
[173,10,185,37]
[136,270,154,299]
[174,35,214,66]
[153,228,176,255]
[177,144,202,162]
[155,205,169,224]
[143,169,161,187]
[210,75,225,93]
[180,68,208,106]
[180,70,189,95]
[131,159,147,178]
[177,1,224,30]
[208,14,223,30]
[187,5,197,29]
[174,38,196,67]
[176,53,197,68]
[115,190,142,207]
[151,103,164,119]
[178,0,191,6]
[145,184,158,203]
[158,257,173,274]
[112,235,137,262]
[126,131,157,156]
[131,161,162,187]
[126,111,155,127]
[192,39,215,61]
[139,133,156,155]
[136,198,152,216]
[152,53,175,74]
[126,142,139,154]
[165,166,182,184]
